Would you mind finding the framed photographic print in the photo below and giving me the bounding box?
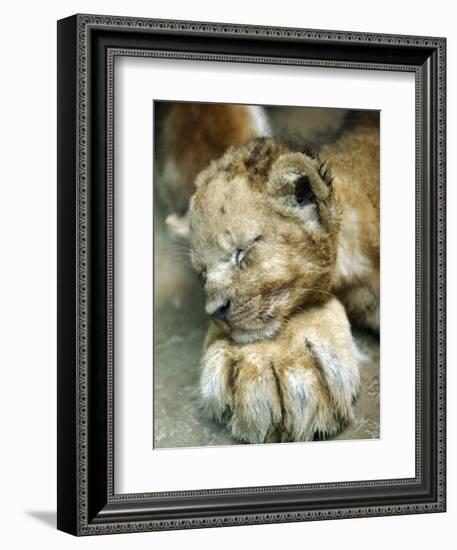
[57,14,446,535]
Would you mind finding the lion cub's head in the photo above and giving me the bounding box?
[178,138,341,344]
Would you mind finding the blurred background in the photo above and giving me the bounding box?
[153,102,380,448]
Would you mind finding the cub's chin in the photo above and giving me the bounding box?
[229,321,282,345]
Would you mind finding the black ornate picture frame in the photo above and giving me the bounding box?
[57,14,446,535]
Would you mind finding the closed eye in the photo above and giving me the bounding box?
[234,235,263,269]
[235,249,246,268]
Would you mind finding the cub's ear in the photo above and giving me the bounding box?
[166,212,190,240]
[267,152,337,227]
[267,152,331,203]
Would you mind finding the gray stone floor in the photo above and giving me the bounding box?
[153,206,380,449]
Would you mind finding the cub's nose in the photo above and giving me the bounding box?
[208,300,231,321]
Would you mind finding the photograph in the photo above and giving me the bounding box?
[0,0,453,544]
[55,12,446,535]
[153,101,381,448]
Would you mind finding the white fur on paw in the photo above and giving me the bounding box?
[165,212,190,239]
[230,359,281,444]
[199,342,233,423]
[280,367,318,441]
[306,339,360,424]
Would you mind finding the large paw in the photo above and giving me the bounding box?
[228,345,343,444]
[200,335,359,444]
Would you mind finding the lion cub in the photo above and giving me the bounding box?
[180,114,379,443]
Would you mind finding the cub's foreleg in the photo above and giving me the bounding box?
[199,299,360,443]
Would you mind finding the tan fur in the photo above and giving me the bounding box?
[322,114,380,330]
[156,103,267,214]
[200,298,359,443]
[188,115,380,337]
[173,112,379,442]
